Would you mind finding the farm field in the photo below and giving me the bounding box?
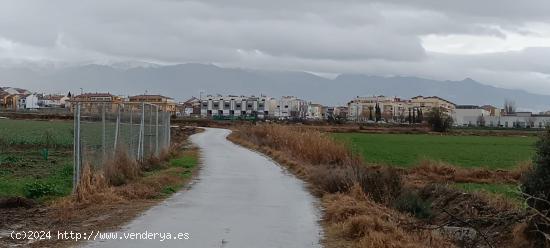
[0,119,73,199]
[333,133,536,169]
[0,119,73,147]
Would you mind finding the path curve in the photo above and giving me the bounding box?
[86,128,322,248]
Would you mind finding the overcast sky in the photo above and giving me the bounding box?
[1,0,550,94]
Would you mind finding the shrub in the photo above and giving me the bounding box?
[308,165,354,193]
[521,128,550,245]
[141,155,163,172]
[393,190,432,219]
[24,181,58,199]
[427,107,453,132]
[104,149,140,186]
[353,165,403,205]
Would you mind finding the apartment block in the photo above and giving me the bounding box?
[200,95,276,119]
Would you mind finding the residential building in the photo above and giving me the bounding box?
[347,95,456,123]
[306,103,324,120]
[0,87,31,111]
[4,94,27,111]
[40,94,70,108]
[348,96,409,122]
[481,105,501,117]
[181,97,201,117]
[274,96,307,120]
[410,96,456,113]
[69,93,122,113]
[24,94,40,109]
[333,106,348,119]
[128,94,177,114]
[200,95,276,119]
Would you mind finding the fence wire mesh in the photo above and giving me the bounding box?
[73,102,171,191]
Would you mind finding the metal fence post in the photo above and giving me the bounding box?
[167,112,171,146]
[138,102,145,161]
[129,105,134,159]
[102,103,106,161]
[113,104,120,154]
[73,103,81,193]
[155,105,159,155]
[149,104,153,157]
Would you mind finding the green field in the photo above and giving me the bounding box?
[0,119,73,147]
[0,119,73,200]
[333,133,536,169]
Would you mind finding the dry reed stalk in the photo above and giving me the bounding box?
[103,147,140,186]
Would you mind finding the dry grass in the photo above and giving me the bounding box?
[323,187,454,248]
[237,125,353,165]
[104,148,141,186]
[230,124,534,247]
[231,125,403,204]
[75,164,121,204]
[53,130,197,221]
[407,160,525,186]
[230,124,454,247]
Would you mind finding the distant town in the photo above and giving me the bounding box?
[2,86,550,129]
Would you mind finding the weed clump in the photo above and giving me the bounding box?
[104,148,140,186]
[23,181,58,199]
[521,128,550,245]
[393,190,432,219]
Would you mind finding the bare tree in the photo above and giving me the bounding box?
[477,115,486,127]
[504,99,516,115]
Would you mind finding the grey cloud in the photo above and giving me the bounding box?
[0,0,549,96]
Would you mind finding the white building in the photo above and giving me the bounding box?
[453,105,491,126]
[25,94,39,109]
[40,94,70,108]
[274,96,307,120]
[306,103,324,120]
[200,95,276,119]
[454,108,550,128]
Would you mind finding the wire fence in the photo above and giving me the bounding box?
[73,102,171,192]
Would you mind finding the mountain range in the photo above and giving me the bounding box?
[0,63,548,111]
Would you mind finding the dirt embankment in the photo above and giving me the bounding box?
[0,126,202,248]
[227,124,533,248]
